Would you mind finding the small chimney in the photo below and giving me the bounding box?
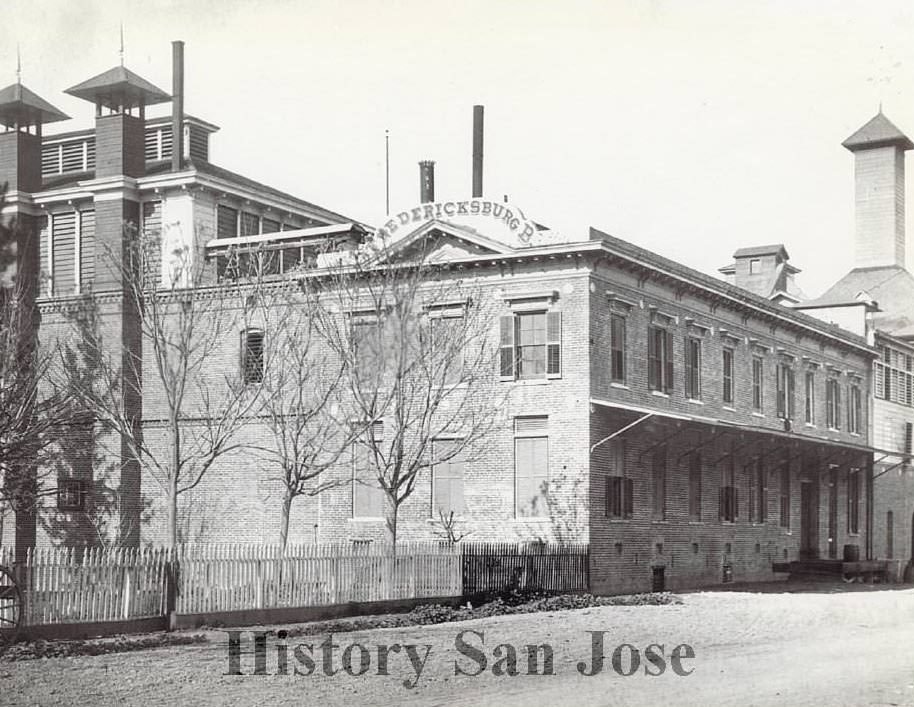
[171,40,185,172]
[472,105,484,198]
[419,160,435,203]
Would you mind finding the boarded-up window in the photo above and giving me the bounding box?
[432,440,465,516]
[515,416,549,517]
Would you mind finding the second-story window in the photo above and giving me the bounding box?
[647,326,673,394]
[217,205,238,239]
[804,371,815,424]
[610,313,626,383]
[826,378,841,430]
[684,337,702,401]
[722,348,734,405]
[752,357,764,411]
[241,329,264,384]
[776,363,795,420]
[499,311,562,381]
[848,384,862,434]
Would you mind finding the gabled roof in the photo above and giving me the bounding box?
[0,83,69,127]
[803,265,914,336]
[65,66,171,107]
[842,112,914,152]
[733,244,789,260]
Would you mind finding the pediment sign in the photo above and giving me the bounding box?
[377,198,539,246]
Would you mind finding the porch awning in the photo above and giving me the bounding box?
[589,397,903,461]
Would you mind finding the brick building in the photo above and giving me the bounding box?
[0,47,887,592]
[795,111,914,581]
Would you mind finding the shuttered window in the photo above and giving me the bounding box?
[648,326,673,393]
[241,329,264,384]
[38,215,50,296]
[604,440,631,520]
[142,201,162,289]
[826,379,841,429]
[432,440,465,516]
[217,205,238,239]
[499,311,562,381]
[79,210,95,290]
[515,416,549,518]
[52,211,77,295]
[748,459,767,523]
[776,364,795,420]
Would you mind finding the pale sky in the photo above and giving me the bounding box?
[5,0,913,297]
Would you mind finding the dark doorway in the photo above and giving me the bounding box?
[800,482,817,559]
[828,467,838,559]
[651,566,665,592]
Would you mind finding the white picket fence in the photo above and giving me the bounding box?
[0,542,462,626]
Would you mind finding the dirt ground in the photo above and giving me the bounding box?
[1,584,913,707]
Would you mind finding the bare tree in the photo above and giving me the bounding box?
[238,267,358,551]
[0,193,75,556]
[60,225,266,547]
[304,237,506,548]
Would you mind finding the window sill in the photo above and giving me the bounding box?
[606,518,632,523]
[349,517,385,523]
[650,391,670,399]
[688,521,705,525]
[686,399,704,405]
[505,378,551,386]
[722,406,736,412]
[610,382,629,390]
[751,412,765,418]
[513,517,551,522]
[805,423,816,428]
[650,519,669,524]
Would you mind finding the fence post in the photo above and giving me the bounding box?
[164,553,178,631]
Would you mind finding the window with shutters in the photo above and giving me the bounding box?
[499,311,561,381]
[804,371,815,425]
[241,329,264,384]
[141,201,162,289]
[353,422,386,518]
[904,422,913,461]
[874,344,914,407]
[776,363,795,420]
[610,313,626,383]
[79,209,95,291]
[432,440,465,516]
[722,348,734,405]
[651,445,667,520]
[604,440,631,520]
[719,456,738,523]
[52,211,77,295]
[848,384,861,434]
[779,463,790,528]
[847,468,860,534]
[515,416,549,517]
[217,205,238,239]
[688,452,702,522]
[684,337,702,400]
[752,357,764,411]
[647,326,674,393]
[826,378,841,429]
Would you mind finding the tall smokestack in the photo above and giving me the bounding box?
[171,40,185,172]
[472,105,484,198]
[419,160,435,203]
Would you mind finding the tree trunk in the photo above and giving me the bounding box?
[166,479,178,548]
[167,418,180,548]
[386,502,398,555]
[279,489,293,552]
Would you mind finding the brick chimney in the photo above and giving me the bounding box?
[842,111,913,269]
[419,160,435,203]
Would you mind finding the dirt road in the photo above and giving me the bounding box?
[2,587,912,706]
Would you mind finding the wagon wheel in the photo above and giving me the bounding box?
[0,565,22,653]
